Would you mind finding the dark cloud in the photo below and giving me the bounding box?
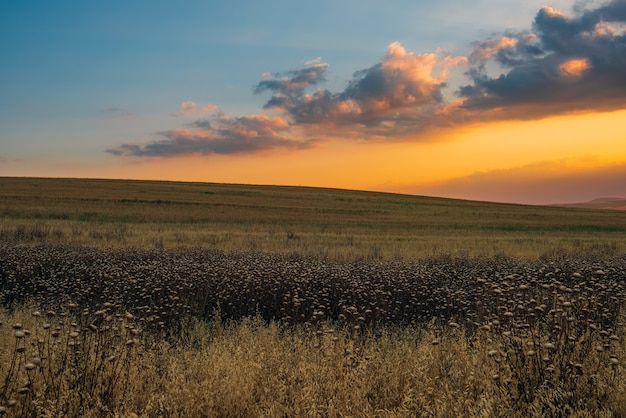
[108,1,626,158]
[106,114,313,157]
[460,0,626,117]
[255,62,328,97]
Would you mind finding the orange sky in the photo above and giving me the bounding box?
[2,1,625,204]
[80,108,624,204]
[2,108,624,205]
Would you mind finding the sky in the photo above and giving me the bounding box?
[1,0,625,205]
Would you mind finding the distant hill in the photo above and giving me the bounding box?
[556,197,626,211]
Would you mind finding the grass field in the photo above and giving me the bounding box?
[1,177,625,260]
[1,177,626,416]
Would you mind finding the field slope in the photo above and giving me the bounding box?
[1,176,625,260]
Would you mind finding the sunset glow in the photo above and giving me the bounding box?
[1,0,625,204]
[559,58,591,79]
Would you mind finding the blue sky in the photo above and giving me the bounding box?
[2,0,625,204]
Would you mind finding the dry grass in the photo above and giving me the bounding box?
[1,245,626,416]
[1,310,624,417]
[2,177,626,416]
[1,177,625,261]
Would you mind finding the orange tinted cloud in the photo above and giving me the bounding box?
[559,58,591,79]
[201,104,218,113]
[470,36,518,62]
[180,101,217,114]
[459,1,626,118]
[108,1,626,158]
[256,42,466,125]
[180,101,197,113]
[106,114,309,157]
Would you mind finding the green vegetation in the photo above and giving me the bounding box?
[1,177,625,260]
[1,177,626,416]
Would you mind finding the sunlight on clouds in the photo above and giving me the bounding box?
[540,6,566,18]
[201,104,218,113]
[559,58,591,79]
[180,101,197,113]
[470,36,518,62]
[106,109,626,204]
[179,101,217,114]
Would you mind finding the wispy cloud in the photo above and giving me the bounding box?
[180,101,197,113]
[106,114,315,157]
[179,101,218,114]
[108,1,626,158]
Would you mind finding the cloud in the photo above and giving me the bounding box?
[256,42,466,129]
[201,104,218,113]
[459,0,626,118]
[106,114,314,157]
[180,101,197,113]
[411,160,626,205]
[255,61,328,99]
[178,101,217,115]
[108,1,626,158]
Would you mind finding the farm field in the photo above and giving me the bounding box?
[1,177,625,260]
[1,177,626,416]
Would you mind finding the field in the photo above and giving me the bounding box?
[1,177,626,416]
[1,177,625,260]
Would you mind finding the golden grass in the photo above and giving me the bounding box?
[2,309,624,417]
[2,177,626,261]
[2,177,626,416]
